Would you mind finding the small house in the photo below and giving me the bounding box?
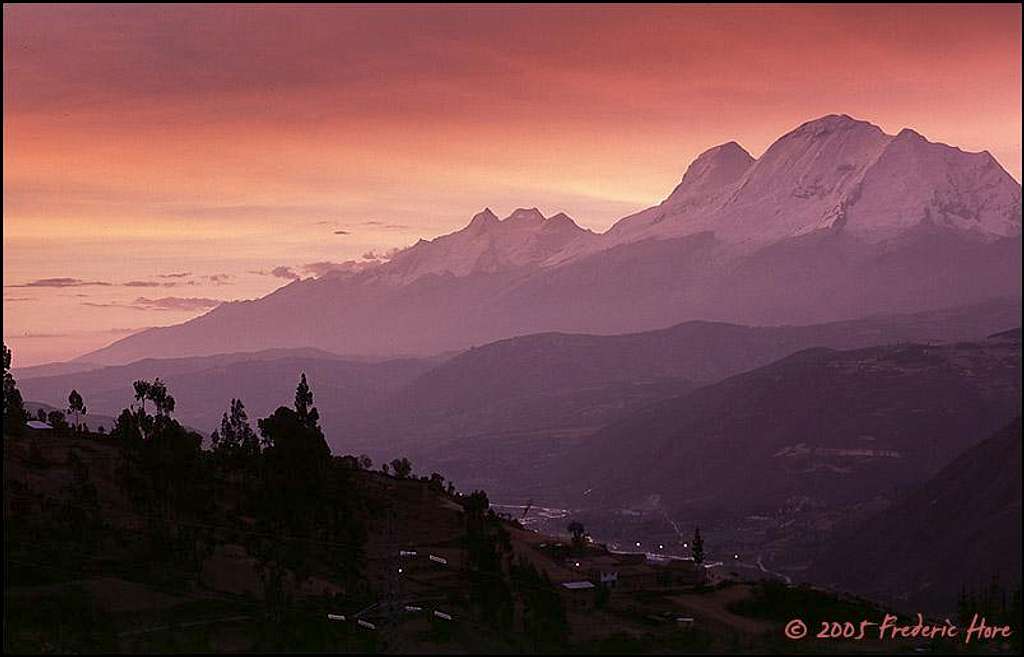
[560,580,597,610]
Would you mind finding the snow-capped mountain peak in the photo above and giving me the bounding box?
[83,113,1022,364]
[605,114,1021,248]
[505,207,546,225]
[467,207,500,230]
[662,141,755,206]
[378,207,595,283]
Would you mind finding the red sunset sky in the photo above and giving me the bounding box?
[3,3,1022,365]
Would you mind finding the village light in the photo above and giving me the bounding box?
[659,544,664,550]
[733,554,739,560]
[635,541,641,547]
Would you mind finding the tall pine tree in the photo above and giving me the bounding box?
[691,526,705,565]
[293,373,320,430]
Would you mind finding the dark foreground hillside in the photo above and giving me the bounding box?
[4,345,1019,653]
[815,418,1022,614]
[5,429,958,654]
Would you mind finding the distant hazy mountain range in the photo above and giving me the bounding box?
[79,114,1021,365]
[561,328,1021,517]
[19,298,1020,466]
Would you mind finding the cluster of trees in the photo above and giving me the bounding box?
[567,521,588,553]
[4,350,386,644]
[4,342,579,649]
[4,343,94,436]
[462,490,516,631]
[511,557,568,651]
[3,343,27,434]
[25,390,91,434]
[101,369,371,615]
[456,489,570,649]
[382,456,413,478]
[692,526,705,564]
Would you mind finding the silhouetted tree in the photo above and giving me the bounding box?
[691,526,705,565]
[3,343,27,434]
[357,454,373,470]
[293,373,320,430]
[113,380,202,514]
[139,414,203,514]
[390,457,413,479]
[257,404,332,535]
[111,407,149,444]
[148,378,175,416]
[132,380,151,413]
[512,557,569,651]
[567,521,587,552]
[210,398,259,458]
[259,406,330,462]
[460,488,513,630]
[463,489,490,538]
[132,378,175,417]
[67,389,87,430]
[47,410,69,432]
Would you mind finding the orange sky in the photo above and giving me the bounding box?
[4,3,1022,365]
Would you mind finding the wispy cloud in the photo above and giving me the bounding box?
[271,266,301,281]
[158,272,192,279]
[361,247,403,261]
[9,326,147,339]
[302,261,350,277]
[313,220,413,235]
[107,326,146,334]
[7,277,112,288]
[249,266,301,278]
[119,279,202,288]
[9,331,77,339]
[250,266,303,281]
[151,203,349,222]
[301,259,386,277]
[81,296,223,312]
[359,220,413,231]
[4,276,208,290]
[124,274,226,288]
[132,296,223,311]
